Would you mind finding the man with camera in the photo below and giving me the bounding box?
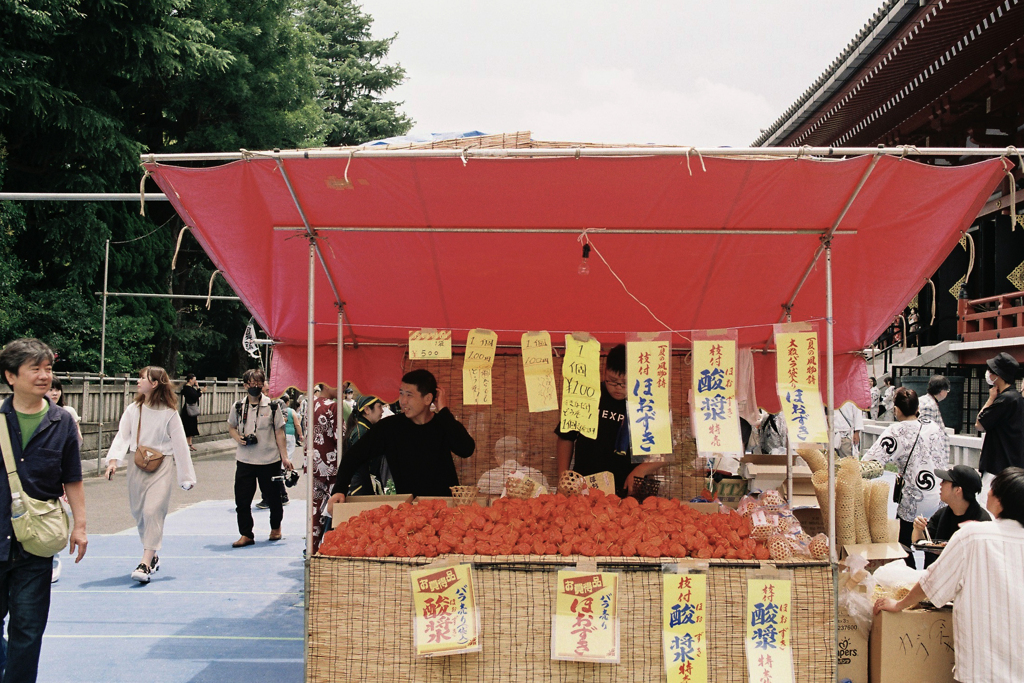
[227,369,293,548]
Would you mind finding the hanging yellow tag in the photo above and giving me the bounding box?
[627,336,673,455]
[559,335,601,439]
[409,564,481,657]
[745,577,795,683]
[521,331,558,412]
[663,572,708,683]
[691,331,743,454]
[409,329,452,360]
[462,329,497,405]
[774,325,829,444]
[552,570,619,663]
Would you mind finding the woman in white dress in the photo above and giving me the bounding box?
[104,366,197,583]
[863,387,949,568]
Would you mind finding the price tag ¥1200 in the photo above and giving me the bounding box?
[409,329,452,360]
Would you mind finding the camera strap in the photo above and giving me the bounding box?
[238,398,279,438]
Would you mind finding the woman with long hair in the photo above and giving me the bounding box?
[104,366,197,583]
[863,387,949,567]
[47,376,82,444]
[178,372,202,451]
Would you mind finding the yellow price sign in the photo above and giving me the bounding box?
[409,329,452,360]
[774,326,828,444]
[522,331,558,412]
[463,329,497,405]
[663,572,708,683]
[559,335,601,439]
[627,338,673,455]
[552,570,619,663]
[745,577,794,683]
[691,333,742,454]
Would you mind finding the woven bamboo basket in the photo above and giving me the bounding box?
[504,476,536,500]
[557,471,588,496]
[307,555,835,683]
[450,486,480,505]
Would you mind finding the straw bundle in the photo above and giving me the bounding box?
[797,447,828,474]
[839,458,871,544]
[867,480,893,543]
[504,477,536,500]
[557,471,587,496]
[450,485,480,505]
[834,462,858,547]
[859,460,884,479]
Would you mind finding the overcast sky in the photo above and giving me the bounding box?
[358,0,885,147]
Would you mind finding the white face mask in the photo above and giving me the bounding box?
[985,371,997,386]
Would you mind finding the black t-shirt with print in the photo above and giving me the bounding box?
[555,383,634,493]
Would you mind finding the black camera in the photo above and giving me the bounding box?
[272,470,300,488]
[242,434,258,446]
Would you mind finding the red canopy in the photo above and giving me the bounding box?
[145,152,1006,408]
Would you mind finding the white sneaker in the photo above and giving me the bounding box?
[131,562,152,584]
[51,557,62,583]
[150,555,160,574]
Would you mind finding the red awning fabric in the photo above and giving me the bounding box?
[145,153,1006,409]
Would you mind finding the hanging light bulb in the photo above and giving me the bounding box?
[578,243,591,276]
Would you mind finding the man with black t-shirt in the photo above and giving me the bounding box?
[975,352,1024,503]
[555,344,662,497]
[912,465,991,568]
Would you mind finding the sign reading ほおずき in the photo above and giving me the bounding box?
[691,331,742,454]
[663,572,708,683]
[462,329,497,405]
[774,324,828,445]
[559,335,601,439]
[627,336,672,455]
[409,564,481,657]
[409,329,452,360]
[552,570,619,663]
[521,331,558,412]
[745,577,795,683]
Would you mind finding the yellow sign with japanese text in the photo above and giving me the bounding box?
[774,327,829,444]
[745,578,795,683]
[409,329,452,360]
[521,332,558,412]
[552,570,619,663]
[691,334,742,454]
[462,329,497,405]
[559,336,601,439]
[627,339,673,456]
[663,573,708,683]
[409,564,481,657]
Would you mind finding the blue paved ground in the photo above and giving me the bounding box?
[40,500,305,683]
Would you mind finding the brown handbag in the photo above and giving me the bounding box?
[133,405,166,473]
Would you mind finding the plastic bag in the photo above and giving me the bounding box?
[838,554,877,634]
[871,559,923,602]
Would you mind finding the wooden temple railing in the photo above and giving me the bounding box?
[957,291,1024,342]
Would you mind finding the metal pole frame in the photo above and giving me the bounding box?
[303,241,315,675]
[97,240,110,474]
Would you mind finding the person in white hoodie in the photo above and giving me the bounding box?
[104,366,196,583]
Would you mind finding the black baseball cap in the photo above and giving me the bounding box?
[934,465,982,498]
[986,352,1020,384]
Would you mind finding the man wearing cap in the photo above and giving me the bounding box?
[975,352,1024,502]
[912,465,991,568]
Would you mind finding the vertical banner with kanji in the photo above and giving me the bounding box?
[627,333,673,455]
[462,329,497,405]
[409,564,481,657]
[745,576,795,683]
[663,572,708,683]
[521,331,559,412]
[552,570,619,663]
[691,330,743,454]
[773,323,829,444]
[409,329,452,360]
[559,335,601,439]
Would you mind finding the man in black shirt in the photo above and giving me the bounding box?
[328,369,475,504]
[912,465,991,568]
[555,344,662,497]
[975,352,1024,501]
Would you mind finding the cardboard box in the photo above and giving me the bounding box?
[792,507,825,537]
[711,477,748,508]
[332,494,414,527]
[740,453,813,492]
[837,605,868,683]
[870,608,955,683]
[684,502,722,515]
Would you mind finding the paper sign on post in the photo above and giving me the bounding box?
[463,329,497,405]
[552,570,619,664]
[409,329,452,360]
[521,332,558,412]
[663,572,708,683]
[627,334,673,456]
[745,577,795,683]
[409,563,481,657]
[774,324,829,444]
[691,331,743,454]
[559,335,601,439]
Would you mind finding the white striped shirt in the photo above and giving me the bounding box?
[919,518,1024,683]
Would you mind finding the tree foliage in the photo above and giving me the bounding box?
[0,0,412,377]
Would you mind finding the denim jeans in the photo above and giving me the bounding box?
[0,549,52,683]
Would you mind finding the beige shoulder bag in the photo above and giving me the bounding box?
[133,405,166,473]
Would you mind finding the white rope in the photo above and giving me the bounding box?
[965,231,976,285]
[138,169,151,216]
[171,226,191,270]
[927,279,937,326]
[206,270,221,310]
[683,147,706,176]
[344,150,354,185]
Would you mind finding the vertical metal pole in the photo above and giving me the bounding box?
[304,241,315,678]
[97,239,110,474]
[826,243,837,563]
[785,311,794,504]
[337,306,343,428]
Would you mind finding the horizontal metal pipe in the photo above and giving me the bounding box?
[0,193,168,201]
[140,146,1019,163]
[274,226,857,236]
[94,292,240,301]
